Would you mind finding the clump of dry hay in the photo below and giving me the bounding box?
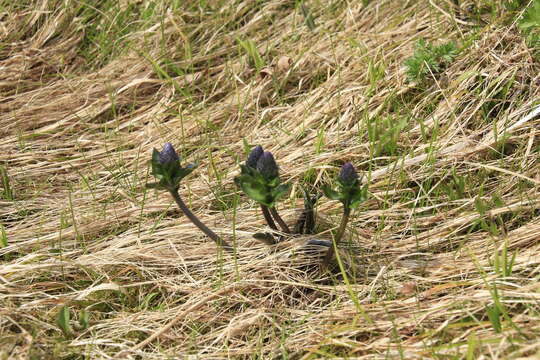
[2,1,540,359]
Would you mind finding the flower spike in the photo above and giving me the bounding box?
[158,142,180,164]
[323,162,367,209]
[246,145,264,169]
[235,145,291,235]
[256,151,279,181]
[338,162,358,185]
[149,142,197,191]
[322,162,368,267]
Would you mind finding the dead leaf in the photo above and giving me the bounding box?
[422,281,472,298]
[259,67,273,78]
[399,282,417,296]
[276,56,292,72]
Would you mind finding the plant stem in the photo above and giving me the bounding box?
[259,204,277,244]
[294,190,318,234]
[269,207,290,233]
[261,205,278,231]
[322,206,351,267]
[169,189,233,253]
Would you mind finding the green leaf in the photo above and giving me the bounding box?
[0,225,7,248]
[151,149,166,176]
[234,173,255,189]
[236,38,266,72]
[240,179,271,205]
[322,185,342,201]
[57,305,73,337]
[337,177,359,188]
[239,164,253,176]
[271,183,290,202]
[79,309,89,330]
[266,176,281,187]
[519,1,540,31]
[151,148,160,164]
[300,3,316,31]
[172,163,197,184]
[486,305,502,333]
[349,185,369,209]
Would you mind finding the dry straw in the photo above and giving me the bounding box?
[1,0,540,359]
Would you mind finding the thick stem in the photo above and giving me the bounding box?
[322,206,351,267]
[169,189,233,253]
[269,207,290,233]
[261,205,278,231]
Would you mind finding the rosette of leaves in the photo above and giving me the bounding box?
[404,39,458,84]
[147,142,197,191]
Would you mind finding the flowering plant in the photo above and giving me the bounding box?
[234,146,291,241]
[147,143,232,252]
[147,143,369,265]
[147,143,197,191]
[321,162,368,266]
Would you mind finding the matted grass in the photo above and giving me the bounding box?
[2,0,540,359]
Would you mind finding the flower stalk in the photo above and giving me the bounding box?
[321,206,350,267]
[168,188,233,252]
[259,204,278,244]
[269,206,290,233]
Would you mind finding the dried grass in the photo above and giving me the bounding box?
[1,0,540,359]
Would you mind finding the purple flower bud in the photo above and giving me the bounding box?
[256,151,279,180]
[246,145,264,168]
[158,142,180,164]
[339,162,358,184]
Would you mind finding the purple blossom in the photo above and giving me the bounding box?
[158,142,180,164]
[339,162,358,184]
[256,151,279,180]
[246,145,264,168]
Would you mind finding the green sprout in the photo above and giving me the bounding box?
[321,162,368,267]
[404,39,458,83]
[147,143,233,252]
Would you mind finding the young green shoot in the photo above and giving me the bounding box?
[0,224,7,248]
[0,165,13,200]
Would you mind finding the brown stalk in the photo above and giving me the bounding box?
[169,189,234,253]
[269,206,290,233]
